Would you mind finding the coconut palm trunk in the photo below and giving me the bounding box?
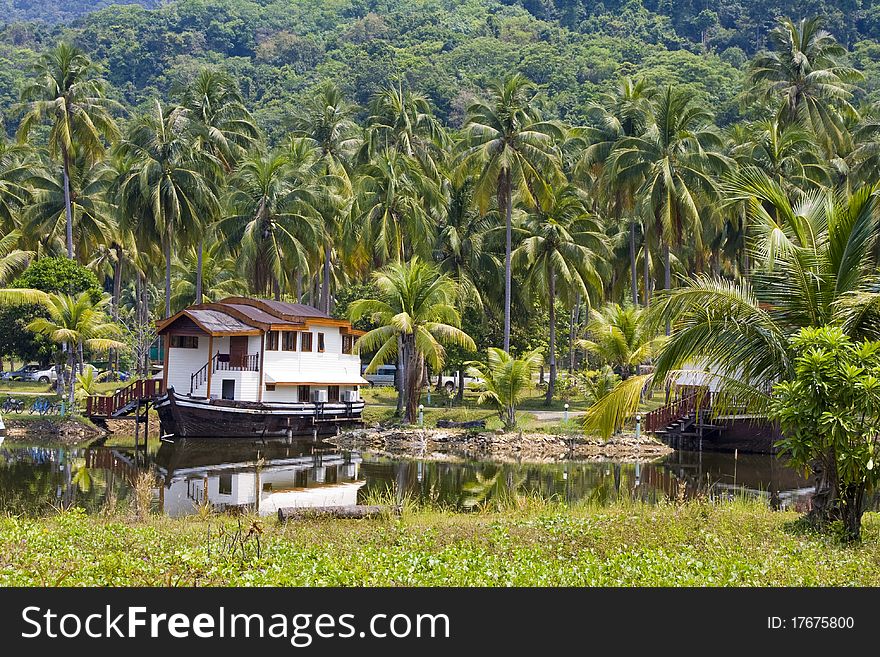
[629,221,639,305]
[568,293,580,373]
[643,243,650,305]
[164,235,172,319]
[322,243,331,314]
[195,239,204,304]
[403,337,423,424]
[502,170,512,353]
[111,249,122,378]
[61,147,74,259]
[663,240,671,335]
[395,334,405,416]
[545,269,557,405]
[67,345,76,409]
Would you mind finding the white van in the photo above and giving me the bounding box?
[363,364,397,387]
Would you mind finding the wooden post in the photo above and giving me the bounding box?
[206,335,214,399]
[258,332,266,402]
[134,401,140,464]
[162,336,170,390]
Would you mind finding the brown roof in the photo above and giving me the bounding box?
[187,310,258,334]
[157,296,355,336]
[225,303,289,325]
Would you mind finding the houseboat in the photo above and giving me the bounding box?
[153,297,368,438]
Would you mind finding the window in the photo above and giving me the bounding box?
[298,385,310,402]
[170,335,199,349]
[266,331,279,351]
[328,385,339,402]
[265,383,276,392]
[342,335,354,354]
[282,331,297,351]
[317,333,325,353]
[300,332,313,352]
[218,474,232,495]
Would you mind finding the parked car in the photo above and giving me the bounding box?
[363,364,397,387]
[1,364,41,381]
[362,364,482,391]
[435,370,483,392]
[27,363,101,384]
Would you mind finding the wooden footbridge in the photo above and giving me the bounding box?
[85,379,166,447]
[644,390,723,449]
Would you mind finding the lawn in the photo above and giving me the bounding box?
[2,500,878,586]
[360,385,666,434]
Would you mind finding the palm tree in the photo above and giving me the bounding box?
[0,230,33,283]
[609,85,728,329]
[24,157,116,262]
[349,259,476,424]
[575,77,653,305]
[116,101,220,318]
[456,74,564,352]
[290,81,360,174]
[175,68,260,172]
[584,171,880,522]
[350,148,443,267]
[577,303,666,379]
[170,239,247,311]
[728,118,830,193]
[219,149,320,299]
[289,83,359,311]
[360,83,449,180]
[512,185,607,403]
[176,68,260,303]
[17,43,120,259]
[436,177,501,311]
[0,141,34,233]
[27,292,125,409]
[467,347,543,430]
[748,17,862,156]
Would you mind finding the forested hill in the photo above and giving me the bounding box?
[0,1,161,23]
[2,0,880,138]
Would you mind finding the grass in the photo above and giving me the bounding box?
[0,380,126,396]
[2,499,879,586]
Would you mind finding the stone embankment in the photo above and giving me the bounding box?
[332,426,672,463]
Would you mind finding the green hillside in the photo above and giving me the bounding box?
[4,0,878,136]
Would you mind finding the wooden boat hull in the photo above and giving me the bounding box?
[154,388,364,438]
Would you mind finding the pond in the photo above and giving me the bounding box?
[0,435,818,516]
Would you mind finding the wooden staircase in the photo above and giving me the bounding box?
[644,391,721,446]
[85,379,166,419]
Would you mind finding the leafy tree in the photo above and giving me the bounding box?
[771,326,880,542]
[12,256,102,299]
[467,347,543,429]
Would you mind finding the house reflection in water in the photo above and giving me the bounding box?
[153,438,364,517]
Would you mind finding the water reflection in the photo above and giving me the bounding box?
[154,438,364,517]
[0,437,820,517]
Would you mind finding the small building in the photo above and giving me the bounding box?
[152,297,368,438]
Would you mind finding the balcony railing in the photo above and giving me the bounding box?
[191,351,260,395]
[214,352,260,372]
